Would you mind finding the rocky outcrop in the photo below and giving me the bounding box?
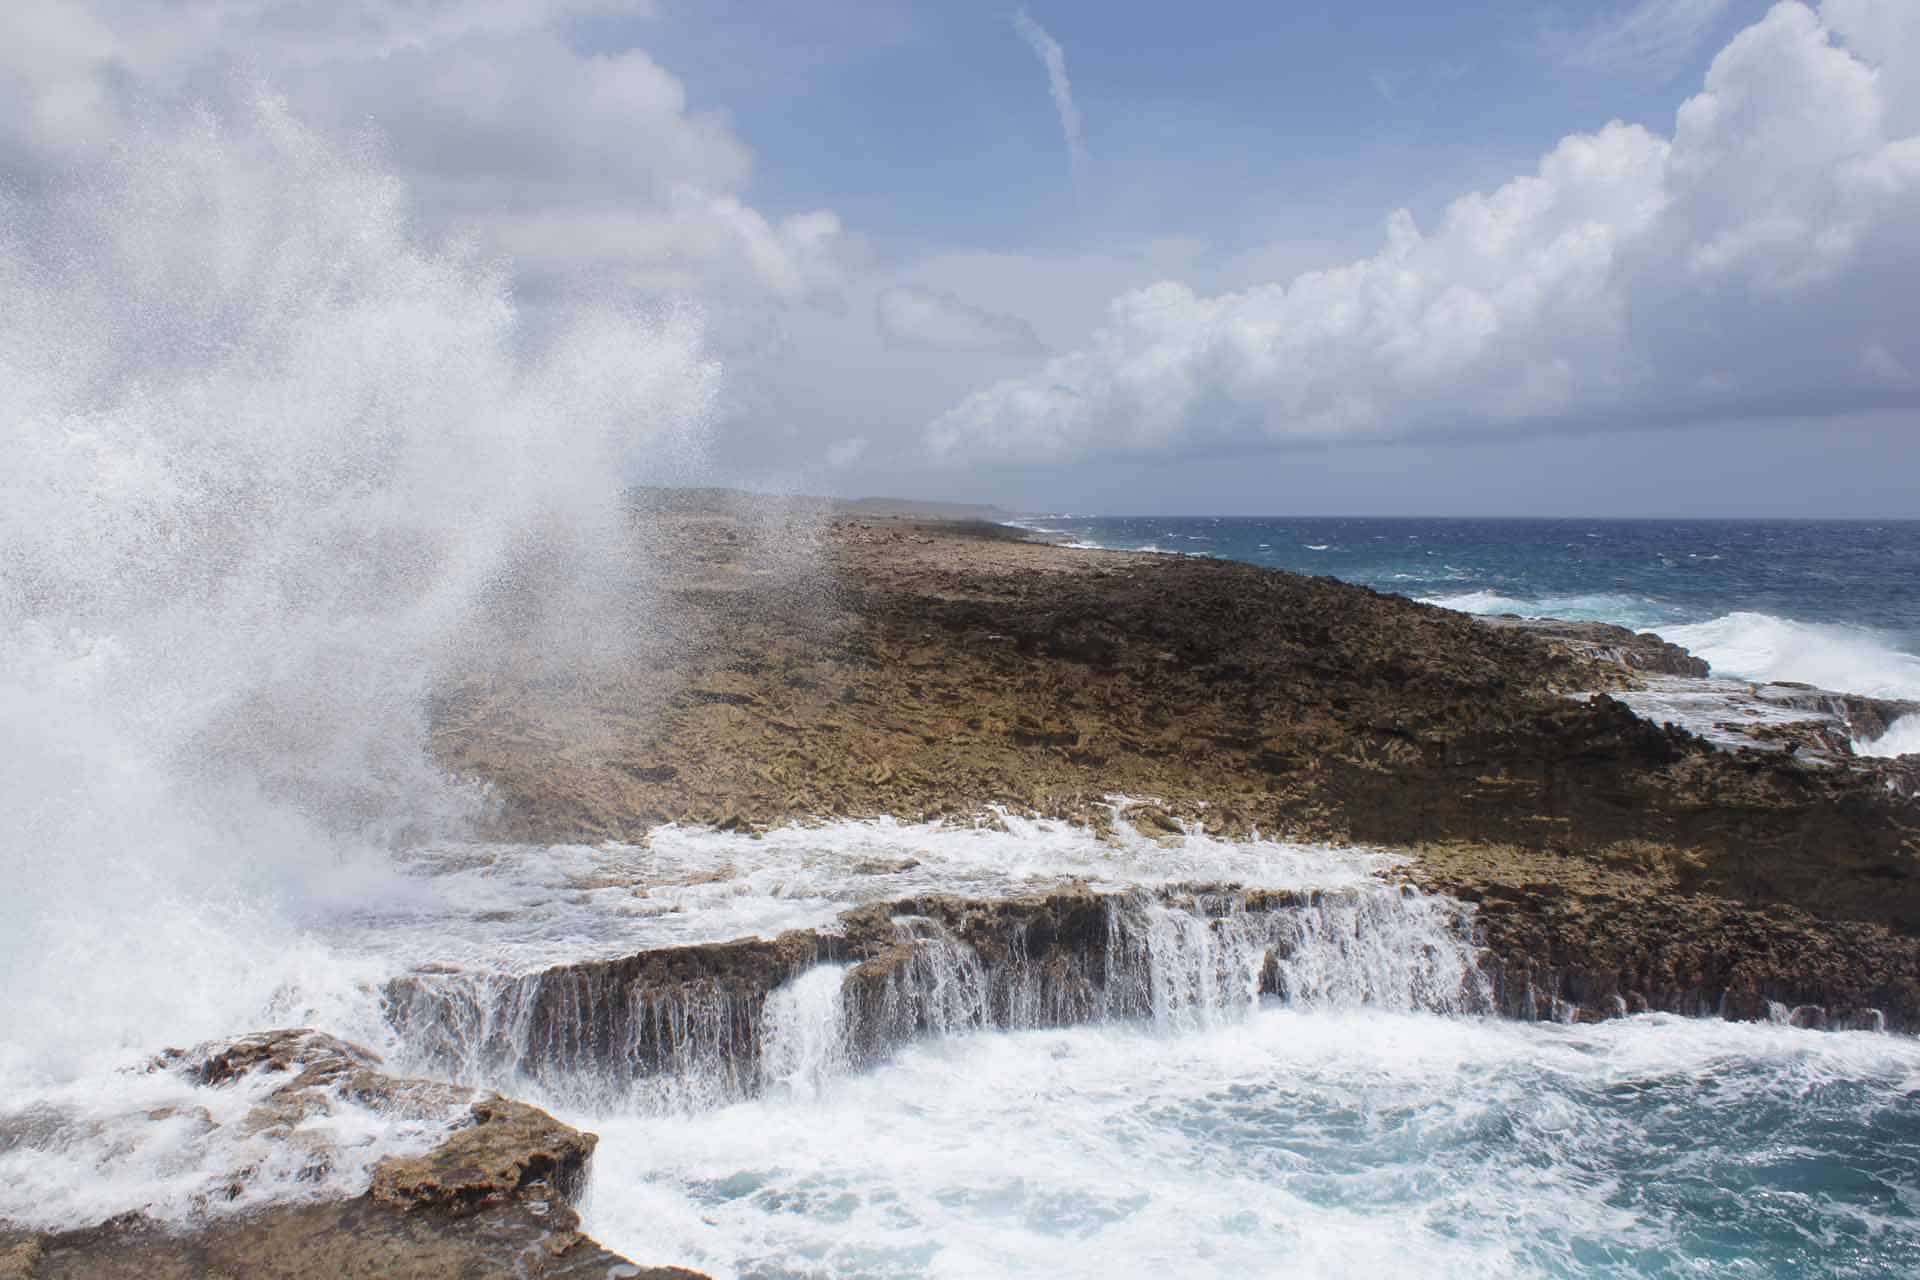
[1449,878,1920,1031]
[383,882,1493,1100]
[0,1030,703,1280]
[385,930,828,1105]
[387,891,1161,1096]
[1743,681,1920,746]
[6,1196,696,1280]
[434,510,1920,938]
[38,503,1920,1278]
[1473,615,1711,678]
[421,504,1920,1051]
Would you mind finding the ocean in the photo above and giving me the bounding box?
[1013,515,1920,710]
[5,86,1920,1280]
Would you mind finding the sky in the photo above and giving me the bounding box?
[5,0,1918,516]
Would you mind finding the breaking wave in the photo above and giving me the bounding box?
[1660,613,1920,701]
[1858,715,1920,759]
[1427,593,1920,702]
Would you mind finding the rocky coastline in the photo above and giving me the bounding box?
[9,498,1918,1276]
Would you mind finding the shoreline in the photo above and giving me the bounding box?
[9,497,1919,1276]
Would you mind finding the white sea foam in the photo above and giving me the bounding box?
[1858,715,1920,759]
[329,813,1407,979]
[0,1047,463,1231]
[1662,612,1920,701]
[1425,592,1920,702]
[0,814,1431,1230]
[578,1011,1920,1280]
[1418,589,1676,629]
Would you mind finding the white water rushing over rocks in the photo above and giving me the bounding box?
[4,87,1919,1280]
[588,1013,1920,1280]
[352,816,1483,1110]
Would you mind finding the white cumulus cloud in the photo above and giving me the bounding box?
[927,1,1920,465]
[877,287,1045,354]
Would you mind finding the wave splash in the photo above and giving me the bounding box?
[1859,715,1920,759]
[0,90,717,1079]
[1661,612,1920,702]
[1425,592,1920,703]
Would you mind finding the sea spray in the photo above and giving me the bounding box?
[1858,713,1920,759]
[1660,611,1920,701]
[0,89,718,1079]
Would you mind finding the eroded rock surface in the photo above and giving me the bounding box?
[1473,615,1711,678]
[436,506,1920,935]
[1,1030,702,1280]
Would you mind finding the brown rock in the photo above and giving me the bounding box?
[4,1031,701,1280]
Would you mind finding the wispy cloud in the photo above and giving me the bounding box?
[877,286,1044,354]
[1548,0,1737,83]
[1013,8,1087,183]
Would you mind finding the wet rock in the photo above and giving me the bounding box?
[1122,803,1184,841]
[1472,616,1711,678]
[1431,867,1920,1032]
[11,1198,695,1279]
[2,1030,701,1280]
[367,1096,595,1213]
[384,929,827,1102]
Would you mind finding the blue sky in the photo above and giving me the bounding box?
[4,0,1917,515]
[637,0,1919,516]
[631,2,1743,251]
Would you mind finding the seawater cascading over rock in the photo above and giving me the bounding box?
[381,879,1493,1111]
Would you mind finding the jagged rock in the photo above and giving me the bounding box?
[1473,615,1711,678]
[9,1198,695,1280]
[385,929,827,1101]
[368,1096,595,1213]
[1122,802,1184,840]
[1,1031,703,1280]
[0,1239,41,1280]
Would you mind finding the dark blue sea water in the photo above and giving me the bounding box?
[1011,516,1920,704]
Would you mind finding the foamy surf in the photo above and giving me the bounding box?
[1858,715,1920,759]
[1425,593,1920,704]
[0,816,1464,1232]
[1661,612,1920,702]
[578,1010,1920,1280]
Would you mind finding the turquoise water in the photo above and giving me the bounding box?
[584,1008,1920,1280]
